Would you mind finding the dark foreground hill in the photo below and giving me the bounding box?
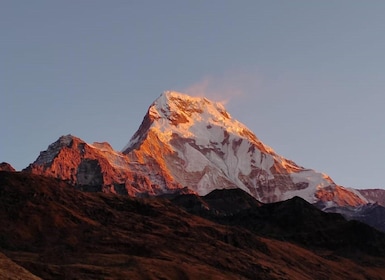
[172,189,385,258]
[1,171,385,279]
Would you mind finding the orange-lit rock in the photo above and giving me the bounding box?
[25,134,183,196]
[0,162,16,172]
[315,185,368,207]
[25,91,372,207]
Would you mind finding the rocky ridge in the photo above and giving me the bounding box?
[0,162,15,172]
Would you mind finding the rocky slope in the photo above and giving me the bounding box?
[0,252,41,280]
[1,171,385,279]
[26,91,375,207]
[322,203,385,233]
[0,162,15,172]
[25,134,184,196]
[359,189,385,207]
[173,189,385,254]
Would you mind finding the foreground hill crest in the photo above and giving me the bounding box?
[2,171,385,279]
[26,91,368,207]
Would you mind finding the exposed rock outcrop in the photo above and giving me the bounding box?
[0,162,16,172]
[359,189,385,207]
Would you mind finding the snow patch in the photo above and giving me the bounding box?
[182,143,210,172]
[288,170,332,203]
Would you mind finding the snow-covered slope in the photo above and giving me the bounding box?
[122,91,367,206]
[27,91,369,206]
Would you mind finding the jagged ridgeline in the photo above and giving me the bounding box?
[26,91,370,207]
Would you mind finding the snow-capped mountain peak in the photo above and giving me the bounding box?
[27,91,369,207]
[150,91,262,139]
[150,91,230,124]
[125,91,274,154]
[121,91,367,205]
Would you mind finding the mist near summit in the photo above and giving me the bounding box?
[183,69,263,106]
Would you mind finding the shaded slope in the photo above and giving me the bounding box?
[0,252,41,280]
[322,203,385,233]
[1,171,385,279]
[172,188,262,216]
[359,189,385,206]
[173,189,385,258]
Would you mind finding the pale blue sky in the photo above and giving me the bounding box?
[1,1,385,189]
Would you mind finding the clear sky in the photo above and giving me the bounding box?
[1,1,385,189]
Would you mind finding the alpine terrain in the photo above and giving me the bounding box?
[2,91,385,279]
[26,91,372,208]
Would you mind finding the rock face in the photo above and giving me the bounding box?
[0,162,15,172]
[25,135,183,196]
[26,135,125,193]
[26,91,371,207]
[359,189,385,207]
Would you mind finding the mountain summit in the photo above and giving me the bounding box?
[121,91,367,206]
[26,91,368,207]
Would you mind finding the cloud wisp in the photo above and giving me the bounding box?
[183,69,262,105]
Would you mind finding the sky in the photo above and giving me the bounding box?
[1,1,385,189]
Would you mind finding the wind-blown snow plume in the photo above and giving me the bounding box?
[183,69,262,105]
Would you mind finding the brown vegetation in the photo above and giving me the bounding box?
[1,171,385,279]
